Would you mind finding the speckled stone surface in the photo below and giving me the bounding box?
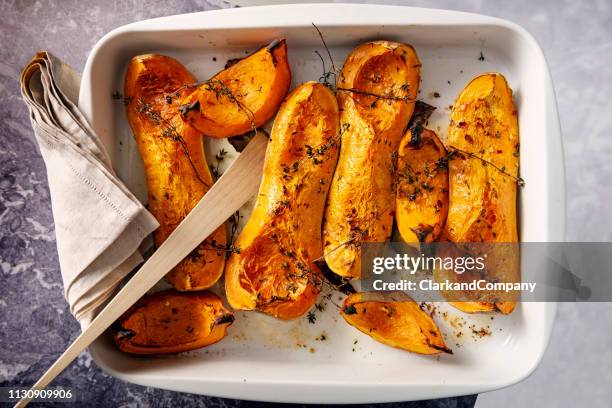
[0,0,610,407]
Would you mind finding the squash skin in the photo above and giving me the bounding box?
[180,40,291,138]
[340,292,450,355]
[396,127,448,244]
[323,41,420,279]
[225,82,340,320]
[442,73,520,314]
[113,290,234,355]
[124,54,226,291]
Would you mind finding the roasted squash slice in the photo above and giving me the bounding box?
[125,54,226,291]
[441,73,520,314]
[112,290,234,355]
[180,39,291,138]
[225,82,340,319]
[323,41,420,279]
[340,292,451,355]
[396,125,449,244]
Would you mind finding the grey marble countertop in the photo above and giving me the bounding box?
[1,1,611,407]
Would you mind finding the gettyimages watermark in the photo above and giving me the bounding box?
[360,242,611,302]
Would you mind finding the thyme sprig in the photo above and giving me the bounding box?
[312,240,353,266]
[200,239,241,255]
[202,78,257,136]
[447,145,525,186]
[134,98,210,188]
[227,210,241,257]
[312,23,337,73]
[210,148,228,180]
[336,86,416,104]
[315,50,337,90]
[311,23,416,106]
[312,23,338,90]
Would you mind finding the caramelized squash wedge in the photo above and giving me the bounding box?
[225,82,340,319]
[323,41,420,279]
[125,54,226,291]
[340,292,451,355]
[180,39,291,138]
[396,125,449,244]
[442,73,520,314]
[112,290,234,355]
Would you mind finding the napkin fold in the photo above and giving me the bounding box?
[20,52,159,324]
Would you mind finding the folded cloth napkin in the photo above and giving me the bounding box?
[20,52,159,324]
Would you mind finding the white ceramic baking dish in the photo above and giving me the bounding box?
[78,4,564,404]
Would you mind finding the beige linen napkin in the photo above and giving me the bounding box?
[20,52,159,324]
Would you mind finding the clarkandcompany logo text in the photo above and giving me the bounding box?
[371,279,537,293]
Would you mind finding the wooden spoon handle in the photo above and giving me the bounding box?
[15,132,268,408]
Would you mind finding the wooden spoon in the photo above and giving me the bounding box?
[15,132,268,407]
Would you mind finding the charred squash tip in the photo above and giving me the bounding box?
[178,99,201,117]
[266,38,284,52]
[410,225,434,243]
[266,39,285,66]
[431,343,454,355]
[342,304,358,315]
[315,259,357,295]
[407,123,423,146]
[214,313,236,325]
[111,321,135,340]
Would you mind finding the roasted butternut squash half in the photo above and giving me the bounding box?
[340,292,451,355]
[225,82,340,320]
[323,41,420,279]
[180,39,291,138]
[125,54,226,291]
[112,290,234,355]
[441,73,520,314]
[396,125,449,244]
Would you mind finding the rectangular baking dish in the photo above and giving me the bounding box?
[78,4,564,404]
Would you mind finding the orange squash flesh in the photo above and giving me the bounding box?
[225,82,340,319]
[124,54,226,291]
[180,39,291,138]
[340,292,451,355]
[113,290,234,355]
[396,126,449,244]
[323,41,420,279]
